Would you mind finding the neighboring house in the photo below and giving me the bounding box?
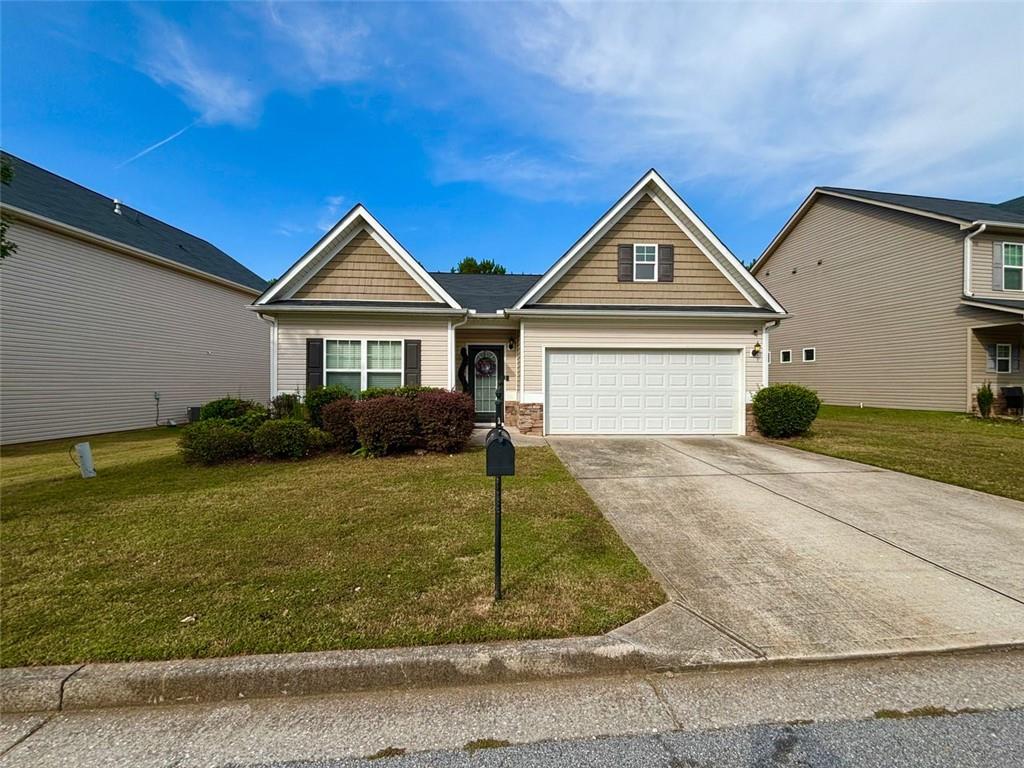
[752,188,1024,413]
[252,170,785,436]
[0,152,270,444]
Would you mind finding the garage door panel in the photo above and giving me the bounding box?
[546,348,740,435]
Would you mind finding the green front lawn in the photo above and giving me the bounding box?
[775,405,1024,501]
[0,429,663,667]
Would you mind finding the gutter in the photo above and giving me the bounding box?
[962,223,987,297]
[506,308,789,320]
[248,304,465,316]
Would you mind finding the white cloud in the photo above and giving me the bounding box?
[258,1,370,85]
[451,1,1024,204]
[316,195,347,231]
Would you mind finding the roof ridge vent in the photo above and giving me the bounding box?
[113,198,122,215]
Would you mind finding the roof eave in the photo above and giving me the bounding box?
[249,303,466,316]
[507,307,789,319]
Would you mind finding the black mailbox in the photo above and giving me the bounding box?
[485,426,516,477]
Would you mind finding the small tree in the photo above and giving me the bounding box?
[1,157,17,260]
[976,381,994,418]
[451,256,506,274]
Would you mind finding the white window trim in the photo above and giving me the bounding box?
[802,347,816,363]
[633,243,658,282]
[780,349,792,364]
[324,339,405,392]
[1003,242,1024,292]
[996,343,1012,373]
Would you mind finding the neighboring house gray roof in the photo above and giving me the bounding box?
[820,187,1024,226]
[0,151,267,291]
[429,272,542,313]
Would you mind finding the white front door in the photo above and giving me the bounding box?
[545,349,741,435]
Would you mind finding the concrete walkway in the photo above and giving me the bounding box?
[552,437,1024,662]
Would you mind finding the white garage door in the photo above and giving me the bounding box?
[545,349,741,435]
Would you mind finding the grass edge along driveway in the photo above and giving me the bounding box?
[1,428,664,667]
[770,405,1024,502]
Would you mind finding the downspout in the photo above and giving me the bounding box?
[257,313,278,401]
[449,311,470,391]
[963,223,986,297]
[762,319,782,389]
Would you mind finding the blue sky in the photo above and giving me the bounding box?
[2,2,1021,281]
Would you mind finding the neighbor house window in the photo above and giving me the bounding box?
[1004,243,1023,291]
[803,348,816,362]
[325,339,403,394]
[634,243,657,281]
[996,343,1012,373]
[780,349,792,364]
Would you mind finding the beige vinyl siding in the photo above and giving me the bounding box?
[275,313,449,394]
[971,233,1024,300]
[538,194,749,306]
[520,317,763,397]
[293,229,435,302]
[0,220,269,445]
[758,196,1010,411]
[970,325,1024,396]
[455,326,519,401]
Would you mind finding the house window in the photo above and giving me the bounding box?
[780,349,792,364]
[1003,243,1023,291]
[325,339,403,394]
[634,244,657,281]
[803,348,816,362]
[996,343,1012,373]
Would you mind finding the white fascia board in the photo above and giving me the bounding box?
[248,304,465,315]
[963,220,1024,231]
[960,299,1024,318]
[3,204,263,296]
[255,204,461,308]
[507,308,789,319]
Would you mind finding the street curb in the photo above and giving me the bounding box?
[0,636,680,714]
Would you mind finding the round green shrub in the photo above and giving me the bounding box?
[179,419,252,465]
[976,382,994,418]
[352,395,418,456]
[305,385,352,428]
[321,398,358,452]
[271,392,303,420]
[252,419,317,460]
[226,405,271,433]
[416,390,475,453]
[199,397,261,421]
[752,384,821,438]
[307,427,335,455]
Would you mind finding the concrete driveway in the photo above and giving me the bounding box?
[550,437,1024,662]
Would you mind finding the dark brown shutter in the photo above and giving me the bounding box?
[617,244,633,282]
[658,244,674,282]
[306,338,324,391]
[404,339,422,386]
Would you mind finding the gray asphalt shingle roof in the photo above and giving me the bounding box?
[820,187,1024,226]
[429,272,542,312]
[0,151,267,291]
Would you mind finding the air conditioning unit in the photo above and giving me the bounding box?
[187,407,201,423]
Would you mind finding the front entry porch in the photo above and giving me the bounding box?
[454,325,519,426]
[970,323,1024,415]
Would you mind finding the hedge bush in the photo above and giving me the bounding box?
[321,397,358,452]
[752,384,821,438]
[308,427,335,455]
[226,405,271,433]
[305,385,351,428]
[198,397,261,421]
[179,419,252,465]
[352,395,418,456]
[252,419,325,460]
[360,385,439,400]
[416,391,475,453]
[976,382,994,418]
[271,392,303,420]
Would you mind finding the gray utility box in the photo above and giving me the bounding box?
[485,426,515,477]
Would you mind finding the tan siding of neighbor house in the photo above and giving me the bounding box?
[293,229,435,302]
[520,317,764,396]
[275,313,450,394]
[0,220,269,444]
[971,232,1024,301]
[757,196,1012,412]
[538,194,749,306]
[454,326,519,401]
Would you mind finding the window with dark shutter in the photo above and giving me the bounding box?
[617,244,633,282]
[404,340,422,386]
[306,338,324,391]
[657,244,675,282]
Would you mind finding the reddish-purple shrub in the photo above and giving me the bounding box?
[352,395,418,456]
[321,397,358,452]
[416,391,475,453]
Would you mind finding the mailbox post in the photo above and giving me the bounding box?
[485,387,515,601]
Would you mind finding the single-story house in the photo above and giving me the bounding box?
[252,170,786,435]
[751,187,1024,413]
[0,152,271,444]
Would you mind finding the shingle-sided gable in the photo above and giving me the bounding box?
[538,194,749,306]
[293,229,434,302]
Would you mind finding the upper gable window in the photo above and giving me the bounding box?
[634,244,657,282]
[1003,243,1023,291]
